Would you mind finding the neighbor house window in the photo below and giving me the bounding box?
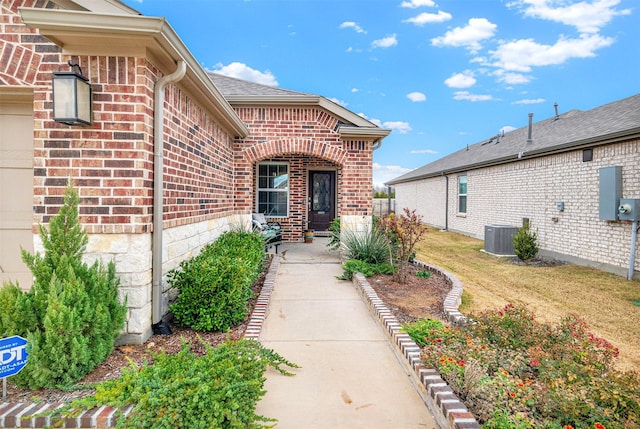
[257,162,289,217]
[458,174,467,214]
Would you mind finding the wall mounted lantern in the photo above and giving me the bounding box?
[52,60,92,125]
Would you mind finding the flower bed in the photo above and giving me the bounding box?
[404,304,640,428]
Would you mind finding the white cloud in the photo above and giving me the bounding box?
[403,11,452,25]
[368,118,412,133]
[212,62,278,86]
[489,33,615,72]
[493,70,531,85]
[512,98,546,104]
[373,163,413,187]
[351,88,359,93]
[400,0,436,8]
[382,121,412,133]
[444,71,476,88]
[339,21,367,34]
[509,0,632,34]
[501,125,517,133]
[328,97,349,107]
[410,149,438,154]
[453,91,493,102]
[372,34,398,49]
[407,91,427,102]
[431,18,497,53]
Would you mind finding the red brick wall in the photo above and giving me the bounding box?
[2,0,237,235]
[232,106,374,240]
[162,85,236,229]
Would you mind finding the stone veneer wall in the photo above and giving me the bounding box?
[395,138,640,275]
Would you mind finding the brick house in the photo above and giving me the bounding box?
[387,94,640,279]
[0,0,390,343]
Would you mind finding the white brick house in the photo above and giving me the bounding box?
[387,94,640,279]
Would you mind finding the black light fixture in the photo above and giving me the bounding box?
[52,60,92,125]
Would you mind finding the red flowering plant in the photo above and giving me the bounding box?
[376,208,428,283]
[404,304,640,428]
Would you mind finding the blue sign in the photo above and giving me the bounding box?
[0,336,29,379]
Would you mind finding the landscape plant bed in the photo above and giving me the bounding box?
[367,263,453,324]
[3,254,272,405]
[403,304,640,428]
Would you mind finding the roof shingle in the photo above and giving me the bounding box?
[387,93,640,185]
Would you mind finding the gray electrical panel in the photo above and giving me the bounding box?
[599,166,622,220]
[618,198,640,221]
[484,225,518,255]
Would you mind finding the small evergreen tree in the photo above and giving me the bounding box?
[513,221,539,261]
[0,184,126,388]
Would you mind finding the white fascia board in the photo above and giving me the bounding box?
[19,7,249,138]
[51,0,141,15]
[338,125,391,140]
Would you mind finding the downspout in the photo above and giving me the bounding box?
[629,220,638,281]
[442,172,449,231]
[152,60,186,331]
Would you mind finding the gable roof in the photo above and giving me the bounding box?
[387,93,640,185]
[209,73,391,144]
[209,73,306,97]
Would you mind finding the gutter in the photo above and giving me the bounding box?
[152,60,187,331]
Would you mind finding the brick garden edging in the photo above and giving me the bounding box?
[352,259,481,429]
[0,254,477,428]
[0,254,282,429]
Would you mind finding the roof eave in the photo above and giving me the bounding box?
[18,7,249,138]
[386,128,640,186]
[338,125,391,140]
[51,0,142,15]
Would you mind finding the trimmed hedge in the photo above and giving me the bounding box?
[168,231,265,332]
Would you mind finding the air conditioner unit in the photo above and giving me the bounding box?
[484,225,518,255]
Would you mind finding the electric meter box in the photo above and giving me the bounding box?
[618,198,640,221]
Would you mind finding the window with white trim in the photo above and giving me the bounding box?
[458,174,467,214]
[257,162,289,217]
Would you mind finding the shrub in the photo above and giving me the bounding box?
[405,304,640,428]
[46,338,299,429]
[169,231,264,332]
[377,208,428,283]
[513,222,539,261]
[338,259,394,280]
[416,269,432,279]
[340,227,390,264]
[0,184,126,389]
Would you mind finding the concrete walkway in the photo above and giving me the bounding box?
[255,238,438,429]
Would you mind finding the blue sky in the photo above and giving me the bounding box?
[123,0,639,187]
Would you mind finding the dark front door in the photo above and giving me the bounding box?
[308,171,335,231]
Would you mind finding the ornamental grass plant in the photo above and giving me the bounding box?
[404,304,640,428]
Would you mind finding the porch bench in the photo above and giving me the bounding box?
[252,213,282,253]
